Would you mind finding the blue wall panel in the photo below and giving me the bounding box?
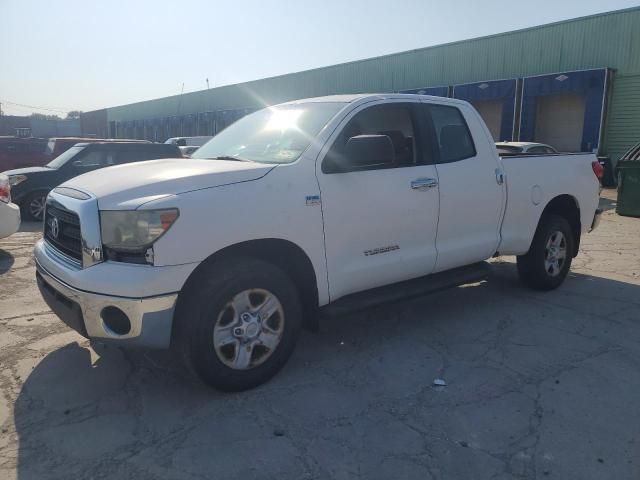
[519,69,606,151]
[453,79,517,141]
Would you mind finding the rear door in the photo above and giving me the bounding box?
[424,101,506,272]
[317,100,440,301]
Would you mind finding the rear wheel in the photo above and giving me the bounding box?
[21,191,48,221]
[517,214,574,291]
[174,257,302,391]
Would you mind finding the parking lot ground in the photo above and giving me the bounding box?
[0,188,638,480]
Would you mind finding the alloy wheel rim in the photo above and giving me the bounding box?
[544,230,567,277]
[213,288,285,370]
[30,196,46,220]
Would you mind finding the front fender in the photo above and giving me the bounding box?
[141,167,330,305]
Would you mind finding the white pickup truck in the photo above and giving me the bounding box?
[34,94,602,391]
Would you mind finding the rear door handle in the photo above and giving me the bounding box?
[411,178,438,190]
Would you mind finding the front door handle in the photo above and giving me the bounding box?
[411,178,438,190]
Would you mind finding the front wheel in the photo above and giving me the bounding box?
[517,214,574,291]
[174,258,302,391]
[21,191,48,221]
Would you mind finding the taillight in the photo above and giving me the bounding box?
[591,161,604,180]
[0,176,10,204]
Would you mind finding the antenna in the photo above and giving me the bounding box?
[176,82,185,115]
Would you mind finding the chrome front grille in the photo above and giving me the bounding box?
[44,203,83,263]
[43,189,103,269]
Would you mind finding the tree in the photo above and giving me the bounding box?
[66,110,83,119]
[31,113,62,121]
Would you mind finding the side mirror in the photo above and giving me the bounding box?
[344,135,395,170]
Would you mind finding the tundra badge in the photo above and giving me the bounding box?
[306,195,321,206]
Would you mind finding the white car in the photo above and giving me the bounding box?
[496,141,558,155]
[179,145,200,157]
[34,94,601,391]
[0,174,20,239]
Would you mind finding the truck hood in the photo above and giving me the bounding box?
[62,158,275,209]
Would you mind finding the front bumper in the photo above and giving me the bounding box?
[36,259,177,348]
[0,202,20,239]
[590,208,603,232]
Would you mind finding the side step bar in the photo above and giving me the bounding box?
[321,262,491,317]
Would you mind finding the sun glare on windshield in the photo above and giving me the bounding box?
[263,109,304,131]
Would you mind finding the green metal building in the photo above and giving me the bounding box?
[84,6,640,165]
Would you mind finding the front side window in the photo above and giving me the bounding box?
[46,146,85,169]
[429,105,476,163]
[192,102,344,164]
[72,150,107,168]
[323,103,418,173]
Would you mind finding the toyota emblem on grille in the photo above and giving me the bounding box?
[50,217,60,239]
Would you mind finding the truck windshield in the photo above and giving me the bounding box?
[192,102,345,164]
[46,146,85,169]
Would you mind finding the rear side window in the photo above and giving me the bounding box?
[429,105,476,163]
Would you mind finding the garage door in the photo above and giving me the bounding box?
[471,100,503,141]
[534,94,586,152]
[454,79,517,141]
[520,69,607,152]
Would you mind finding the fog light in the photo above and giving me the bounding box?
[101,306,131,335]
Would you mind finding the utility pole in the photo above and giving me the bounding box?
[176,82,185,114]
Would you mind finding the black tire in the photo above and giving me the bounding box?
[21,191,48,221]
[174,257,302,391]
[517,213,575,291]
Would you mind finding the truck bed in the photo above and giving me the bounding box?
[497,152,600,256]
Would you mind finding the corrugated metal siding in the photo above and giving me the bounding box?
[101,7,640,157]
[603,74,640,162]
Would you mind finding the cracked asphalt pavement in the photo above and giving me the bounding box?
[1,189,639,479]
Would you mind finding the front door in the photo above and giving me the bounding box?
[317,101,440,301]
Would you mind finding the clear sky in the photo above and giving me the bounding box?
[1,0,638,116]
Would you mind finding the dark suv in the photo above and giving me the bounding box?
[4,142,181,220]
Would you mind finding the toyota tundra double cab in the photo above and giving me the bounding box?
[34,94,602,391]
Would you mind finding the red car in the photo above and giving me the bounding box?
[0,137,48,171]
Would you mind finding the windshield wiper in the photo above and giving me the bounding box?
[208,155,253,162]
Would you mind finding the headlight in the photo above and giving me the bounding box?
[100,209,179,252]
[9,175,27,186]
